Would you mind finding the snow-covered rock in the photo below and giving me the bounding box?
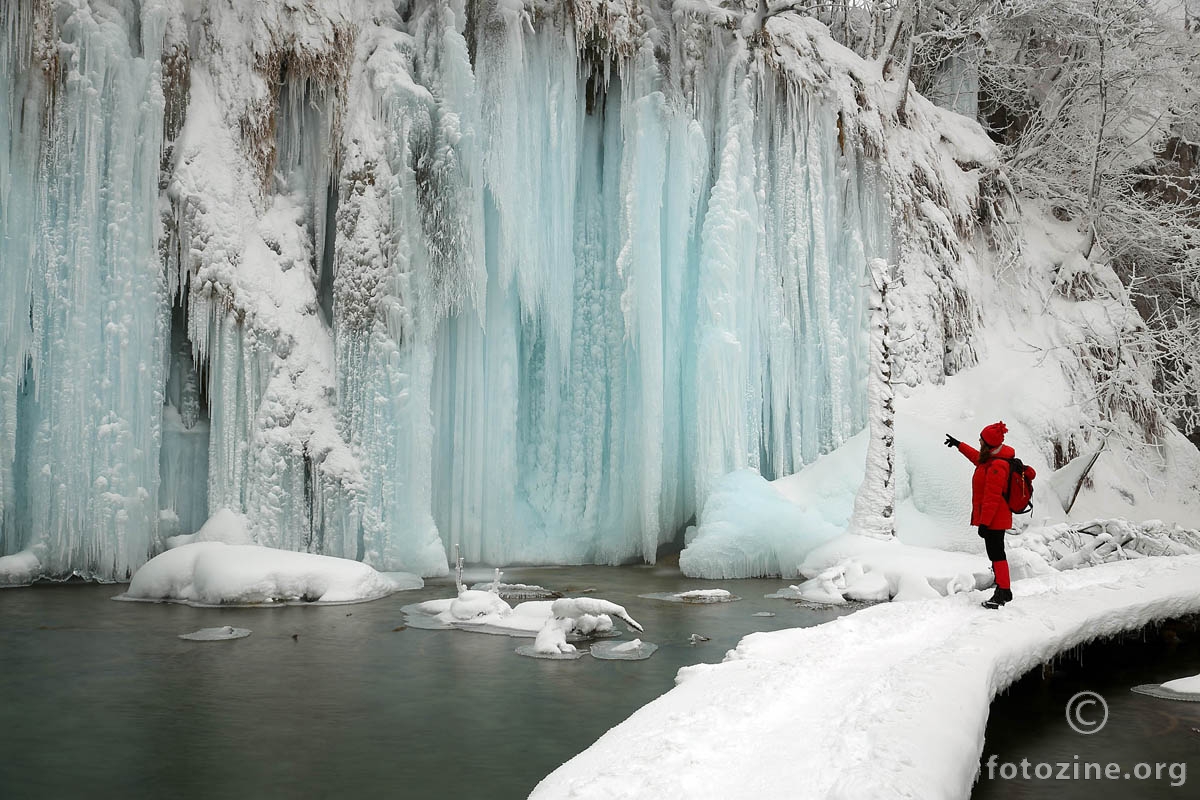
[118,542,405,605]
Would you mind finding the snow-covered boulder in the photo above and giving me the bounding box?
[119,542,405,605]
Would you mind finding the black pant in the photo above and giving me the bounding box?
[979,526,1007,561]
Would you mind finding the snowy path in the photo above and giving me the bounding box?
[530,555,1200,800]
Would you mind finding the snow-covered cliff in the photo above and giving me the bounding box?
[1,0,1011,580]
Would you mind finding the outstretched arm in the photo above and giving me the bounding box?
[946,434,980,464]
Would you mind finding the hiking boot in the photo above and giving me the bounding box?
[981,587,1013,609]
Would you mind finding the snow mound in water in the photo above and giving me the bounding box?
[1161,673,1200,695]
[0,550,40,587]
[118,542,404,605]
[639,588,740,603]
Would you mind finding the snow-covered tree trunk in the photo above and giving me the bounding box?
[847,258,897,540]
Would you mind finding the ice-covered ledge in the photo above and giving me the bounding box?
[530,555,1200,800]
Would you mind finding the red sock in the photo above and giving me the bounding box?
[993,560,1010,590]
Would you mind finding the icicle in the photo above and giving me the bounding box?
[0,2,167,579]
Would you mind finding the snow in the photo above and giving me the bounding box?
[0,550,39,588]
[1161,673,1200,695]
[403,591,644,648]
[639,588,740,603]
[165,508,254,549]
[678,589,728,599]
[1011,518,1200,570]
[116,542,408,606]
[530,555,1200,800]
[798,536,989,601]
[516,644,587,660]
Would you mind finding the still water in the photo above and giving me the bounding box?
[974,617,1200,799]
[0,564,854,799]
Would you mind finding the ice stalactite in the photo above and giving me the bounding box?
[0,1,170,579]
[332,18,458,576]
[160,307,210,537]
[406,5,885,566]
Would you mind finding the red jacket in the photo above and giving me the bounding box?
[956,442,1015,530]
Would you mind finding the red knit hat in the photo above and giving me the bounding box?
[980,421,1008,447]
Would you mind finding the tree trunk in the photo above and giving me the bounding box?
[847,259,897,540]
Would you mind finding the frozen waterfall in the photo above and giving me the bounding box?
[0,1,899,581]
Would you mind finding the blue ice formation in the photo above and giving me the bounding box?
[0,1,902,581]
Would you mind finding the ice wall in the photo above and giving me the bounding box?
[2,1,1000,581]
[350,2,886,567]
[0,1,170,580]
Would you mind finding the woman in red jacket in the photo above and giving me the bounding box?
[945,421,1021,608]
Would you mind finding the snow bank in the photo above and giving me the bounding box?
[680,454,861,579]
[679,420,1000,580]
[792,535,992,602]
[118,542,406,605]
[530,555,1200,800]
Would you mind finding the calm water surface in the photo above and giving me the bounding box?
[974,617,1200,799]
[0,564,855,799]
